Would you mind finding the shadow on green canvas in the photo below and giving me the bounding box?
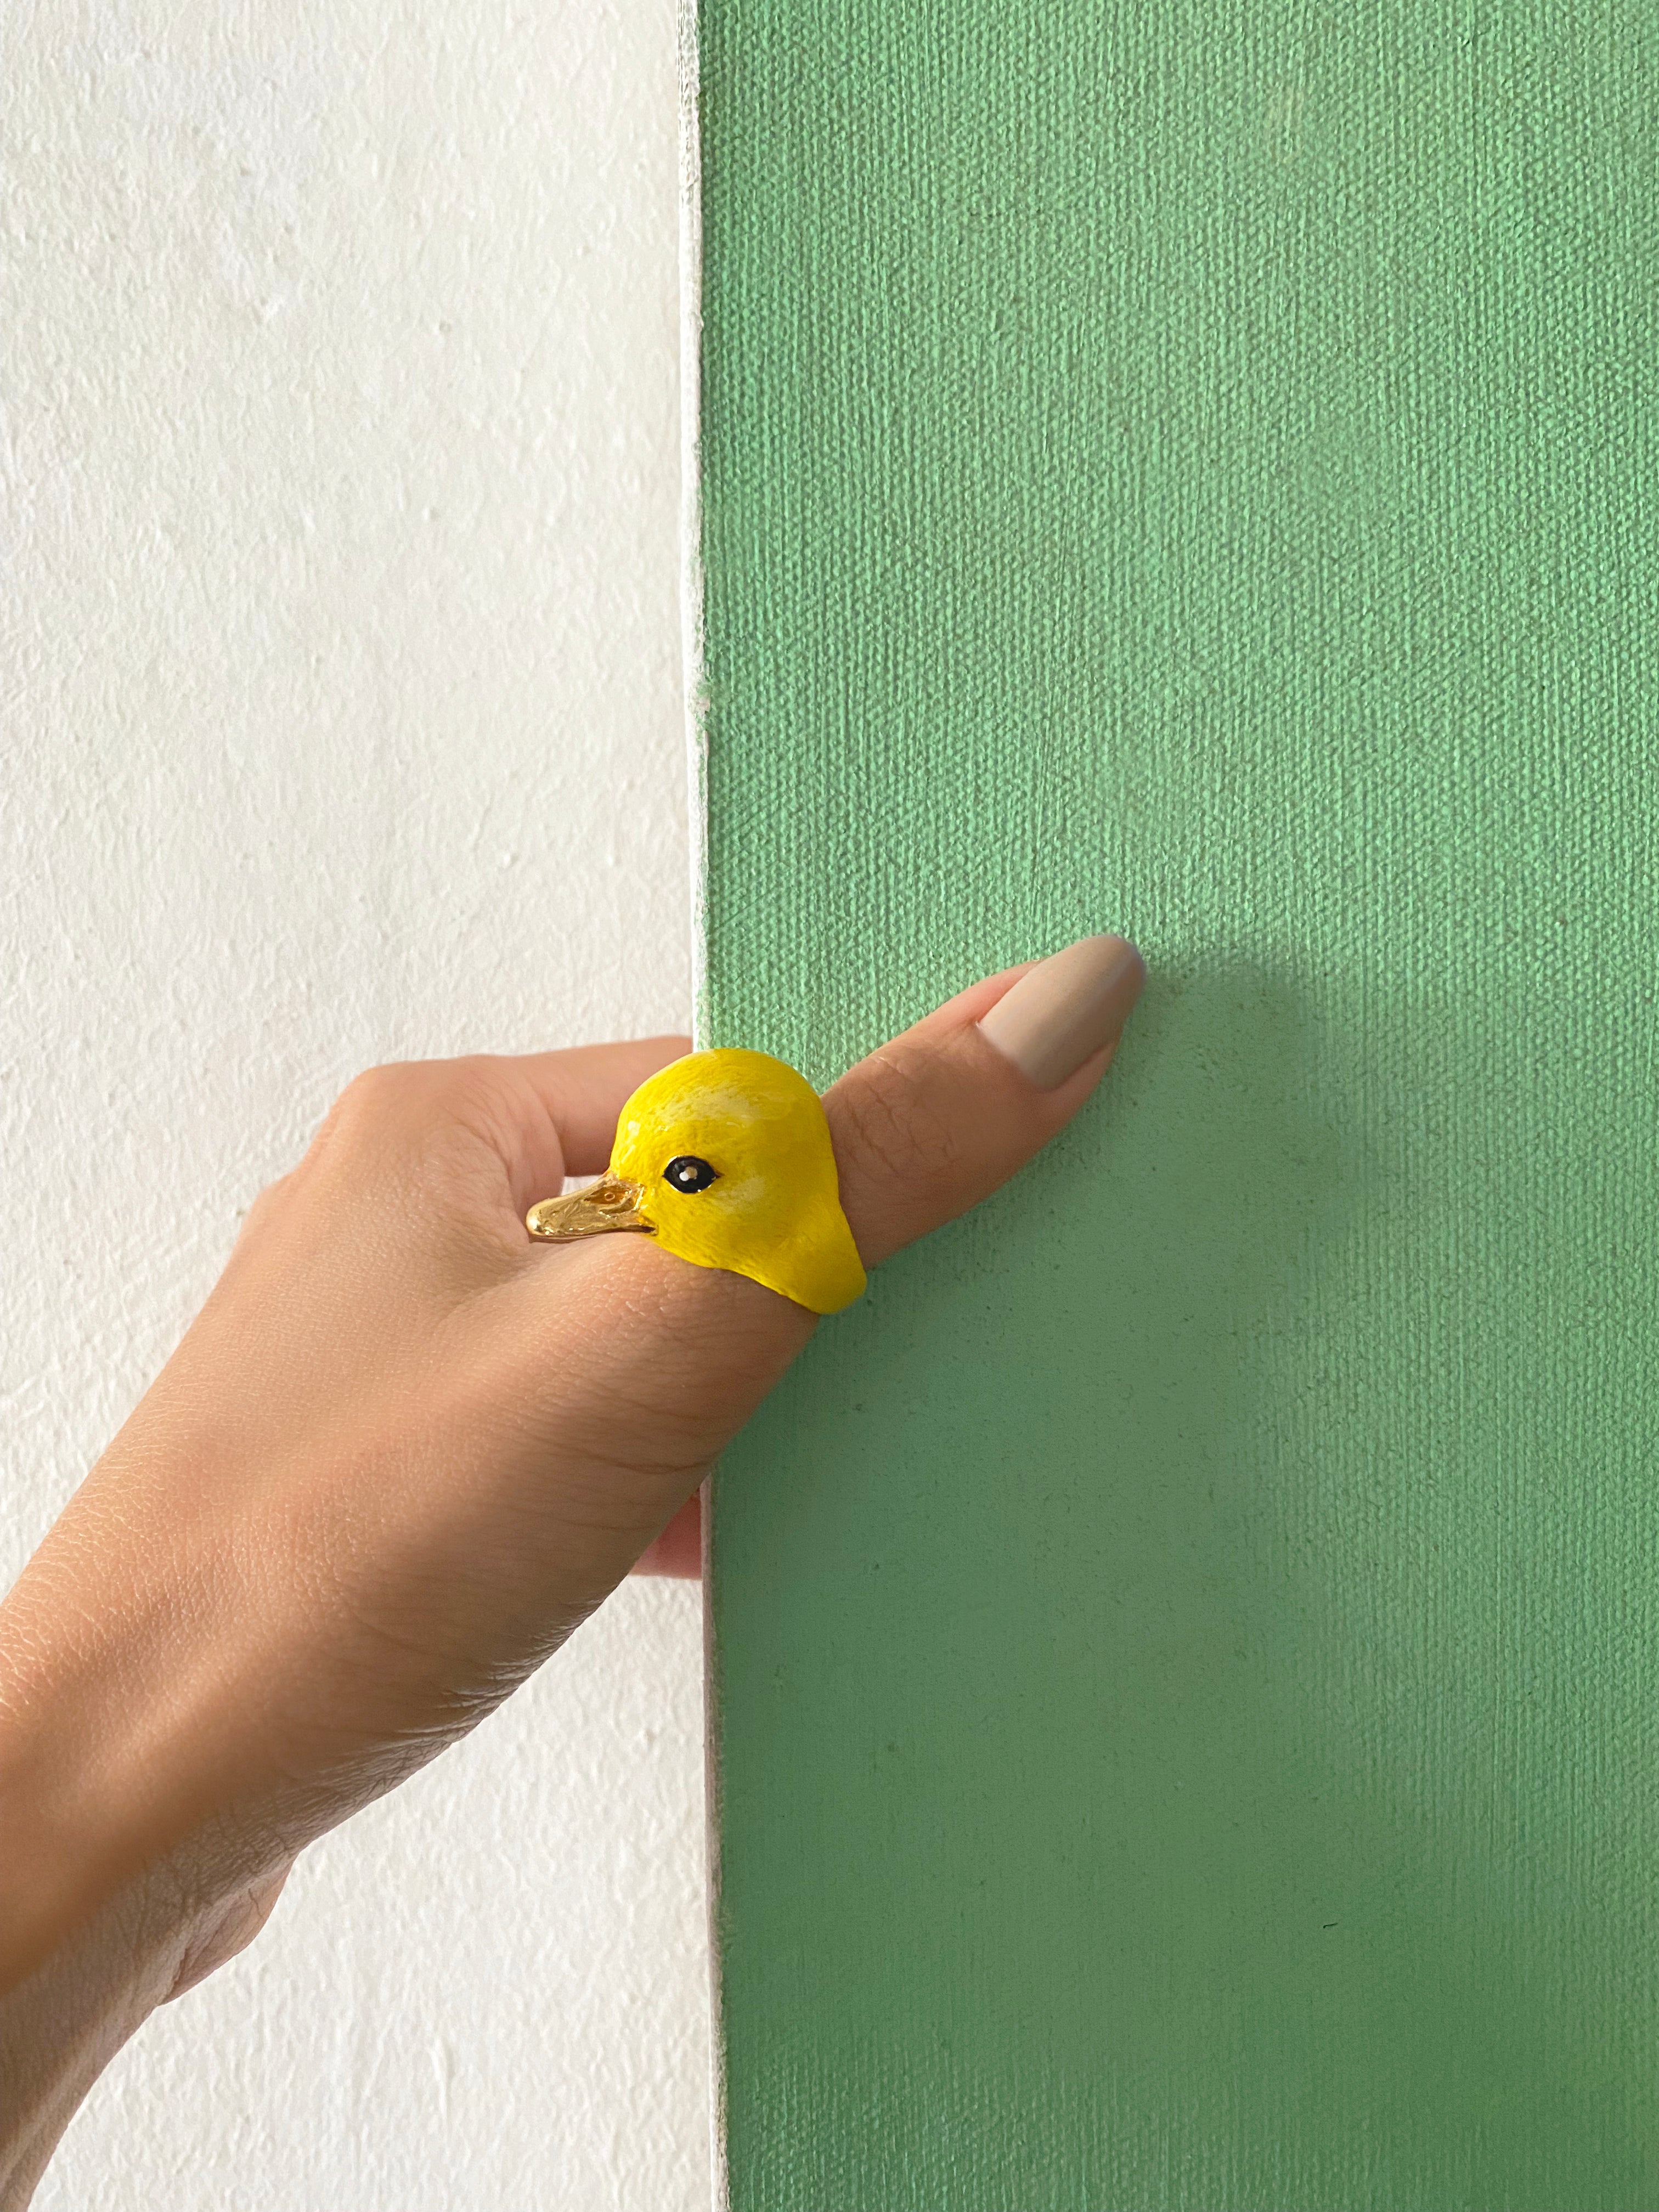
[714,957,1659,2210]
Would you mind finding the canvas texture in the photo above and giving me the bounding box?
[699,3,1659,2203]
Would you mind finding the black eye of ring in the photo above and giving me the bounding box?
[663,1154,719,1195]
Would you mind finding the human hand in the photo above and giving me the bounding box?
[0,936,1142,2036]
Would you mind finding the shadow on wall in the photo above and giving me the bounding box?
[716,958,1659,2210]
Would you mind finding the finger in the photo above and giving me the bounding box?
[513,947,1138,1601]
[631,1489,701,1578]
[490,1034,693,1209]
[825,935,1144,1269]
[512,1035,693,1175]
[163,1861,292,2001]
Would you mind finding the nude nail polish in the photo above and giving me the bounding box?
[976,934,1145,1090]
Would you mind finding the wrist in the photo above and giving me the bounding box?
[0,1753,245,2212]
[0,1532,256,1995]
[0,1688,160,1997]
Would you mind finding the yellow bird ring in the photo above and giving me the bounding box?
[524,1048,867,1317]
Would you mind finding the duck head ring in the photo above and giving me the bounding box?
[524,1048,867,1316]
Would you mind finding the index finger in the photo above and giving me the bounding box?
[493,1034,692,1211]
[825,935,1144,1269]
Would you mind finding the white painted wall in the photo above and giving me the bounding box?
[2,3,708,2204]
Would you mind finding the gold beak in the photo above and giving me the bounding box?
[526,1174,654,1243]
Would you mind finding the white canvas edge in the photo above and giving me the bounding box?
[679,0,709,1052]
[678,7,727,2211]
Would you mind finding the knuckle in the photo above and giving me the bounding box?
[323,1061,449,1145]
[307,1060,438,1172]
[338,1062,415,1114]
[840,1051,962,1203]
[236,1174,290,1236]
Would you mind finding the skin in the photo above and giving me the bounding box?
[0,960,1124,2207]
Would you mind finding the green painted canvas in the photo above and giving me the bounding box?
[698,2,1659,2203]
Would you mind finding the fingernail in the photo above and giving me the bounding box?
[977,934,1146,1090]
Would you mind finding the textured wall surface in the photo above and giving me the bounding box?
[3,5,709,2206]
[701,2,1658,2205]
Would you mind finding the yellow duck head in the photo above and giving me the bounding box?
[524,1048,867,1316]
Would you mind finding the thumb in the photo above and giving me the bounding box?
[827,934,1145,1269]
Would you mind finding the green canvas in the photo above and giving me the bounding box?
[697,2,1659,2203]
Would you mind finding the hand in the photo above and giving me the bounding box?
[0,935,1141,2197]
